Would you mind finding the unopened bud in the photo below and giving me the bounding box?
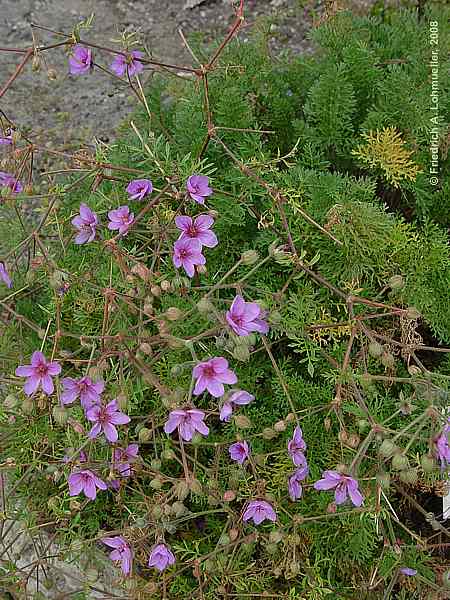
[389,275,404,291]
[152,505,163,519]
[399,468,418,485]
[131,263,150,281]
[196,298,214,314]
[165,307,182,321]
[138,427,152,443]
[162,448,175,461]
[160,280,171,292]
[150,477,163,490]
[175,480,189,501]
[420,454,437,473]
[233,344,250,362]
[406,307,421,320]
[150,285,161,297]
[151,459,162,471]
[234,414,252,429]
[262,427,277,440]
[52,405,68,426]
[376,471,391,489]
[189,479,203,495]
[348,434,360,449]
[32,55,41,71]
[381,352,395,368]
[4,394,18,409]
[241,250,259,265]
[368,341,383,358]
[392,452,409,471]
[47,69,57,81]
[22,397,34,414]
[379,439,396,458]
[223,490,236,502]
[274,420,286,432]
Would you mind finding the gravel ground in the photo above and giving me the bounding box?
[0,0,316,146]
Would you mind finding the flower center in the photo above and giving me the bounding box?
[36,364,49,376]
[187,225,198,237]
[202,366,216,378]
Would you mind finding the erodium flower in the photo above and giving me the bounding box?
[0,133,12,145]
[107,205,134,236]
[148,543,175,571]
[61,376,104,410]
[172,237,206,278]
[288,426,307,466]
[112,444,139,477]
[15,351,61,396]
[164,408,209,442]
[229,440,250,464]
[220,389,254,422]
[0,171,23,194]
[314,470,364,507]
[435,420,450,469]
[69,45,92,75]
[243,500,277,525]
[0,262,12,288]
[186,174,213,204]
[226,295,269,337]
[86,399,130,443]
[102,536,133,576]
[288,461,309,501]
[110,50,144,77]
[193,357,238,398]
[71,203,99,244]
[68,469,107,500]
[126,178,152,201]
[175,215,218,248]
[400,567,417,576]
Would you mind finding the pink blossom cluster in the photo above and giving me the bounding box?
[102,538,175,576]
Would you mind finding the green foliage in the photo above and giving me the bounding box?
[1,4,449,599]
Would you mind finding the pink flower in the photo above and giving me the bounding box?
[229,440,250,464]
[60,376,104,410]
[86,399,130,443]
[68,469,107,500]
[148,543,175,572]
[288,426,307,466]
[112,444,139,477]
[435,420,450,469]
[175,215,218,248]
[243,500,277,525]
[193,357,238,398]
[172,237,206,278]
[0,262,12,288]
[126,178,152,201]
[110,50,144,78]
[314,470,363,507]
[15,351,61,396]
[103,536,133,576]
[186,175,213,204]
[69,45,92,75]
[400,567,417,576]
[288,461,309,501]
[164,408,209,442]
[219,389,254,422]
[108,205,134,236]
[0,171,23,194]
[226,295,269,337]
[71,203,99,244]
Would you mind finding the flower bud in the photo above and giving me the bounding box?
[196,298,214,314]
[22,397,34,414]
[262,427,277,440]
[407,365,421,377]
[223,490,236,502]
[376,471,391,489]
[420,454,437,473]
[338,429,349,444]
[191,433,203,446]
[131,263,150,281]
[189,479,203,495]
[392,452,409,471]
[381,352,395,368]
[357,419,370,434]
[152,505,163,519]
[241,250,259,265]
[233,414,252,429]
[52,405,68,426]
[150,477,163,490]
[274,420,286,433]
[32,55,41,71]
[138,427,152,443]
[389,275,404,291]
[379,439,396,458]
[269,311,282,325]
[172,276,191,290]
[286,413,295,423]
[269,530,284,544]
[368,341,383,358]
[151,459,162,471]
[47,69,58,81]
[233,344,250,362]
[172,501,186,517]
[348,434,360,449]
[150,285,161,297]
[165,307,182,321]
[116,393,128,410]
[4,394,18,409]
[399,468,418,485]
[253,453,266,466]
[160,280,171,292]
[406,307,421,320]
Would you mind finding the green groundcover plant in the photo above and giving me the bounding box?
[0,2,450,598]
